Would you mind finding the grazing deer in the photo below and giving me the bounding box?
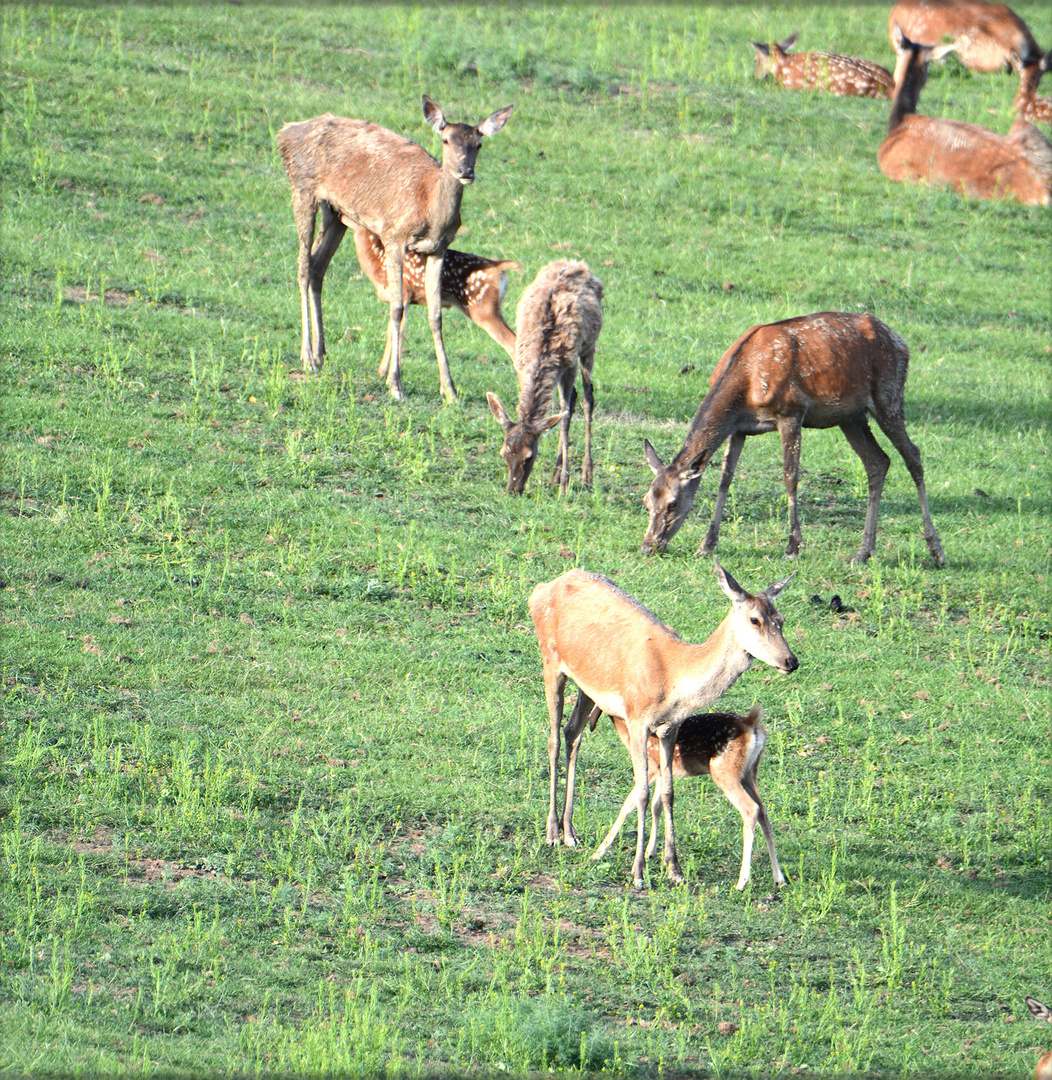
[598,704,786,891]
[529,561,798,889]
[276,95,513,401]
[751,32,895,98]
[350,227,519,381]
[1015,50,1052,126]
[640,311,946,567]
[879,25,1052,205]
[1027,997,1052,1080]
[888,0,1043,73]
[487,260,603,495]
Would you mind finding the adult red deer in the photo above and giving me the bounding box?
[888,0,1043,73]
[752,32,895,98]
[276,95,513,401]
[529,561,797,889]
[487,260,603,495]
[600,705,786,891]
[350,227,519,382]
[640,312,946,567]
[879,25,1052,205]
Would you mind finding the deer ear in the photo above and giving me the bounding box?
[487,391,512,431]
[780,31,798,51]
[422,95,446,131]
[763,570,797,600]
[541,411,566,433]
[891,21,904,51]
[932,42,957,61]
[1042,48,1052,73]
[643,438,665,475]
[752,41,770,57]
[479,104,514,137]
[714,559,749,603]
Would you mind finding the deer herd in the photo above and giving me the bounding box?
[276,4,1048,1067]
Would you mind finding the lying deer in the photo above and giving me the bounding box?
[1015,50,1052,126]
[597,704,786,891]
[1027,997,1052,1080]
[350,227,519,383]
[879,25,1052,205]
[276,95,513,400]
[641,311,946,567]
[888,0,1043,73]
[487,260,603,495]
[751,32,894,98]
[529,560,797,889]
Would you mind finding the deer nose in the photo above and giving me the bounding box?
[457,167,475,184]
[784,653,799,673]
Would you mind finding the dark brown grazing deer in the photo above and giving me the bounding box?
[349,227,519,382]
[1015,50,1052,126]
[1027,997,1052,1080]
[879,25,1052,205]
[598,704,786,891]
[641,311,946,567]
[888,0,1043,73]
[752,32,895,98]
[530,561,797,888]
[276,95,513,401]
[487,260,603,495]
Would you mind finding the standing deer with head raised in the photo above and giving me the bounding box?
[276,95,513,401]
[879,25,1052,205]
[751,32,895,98]
[529,561,797,889]
[487,260,603,495]
[350,227,519,380]
[641,311,946,567]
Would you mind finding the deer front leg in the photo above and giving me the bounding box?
[840,417,890,565]
[552,376,576,493]
[699,432,746,555]
[377,303,410,380]
[630,725,653,888]
[424,252,457,404]
[543,664,568,846]
[655,726,684,884]
[384,247,407,401]
[778,418,804,557]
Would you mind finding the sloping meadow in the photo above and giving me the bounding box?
[1,4,1050,1077]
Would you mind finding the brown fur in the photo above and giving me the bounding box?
[641,312,946,567]
[487,260,604,494]
[752,32,894,98]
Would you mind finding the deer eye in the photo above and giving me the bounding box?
[750,616,761,627]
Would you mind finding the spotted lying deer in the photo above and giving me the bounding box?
[751,32,895,99]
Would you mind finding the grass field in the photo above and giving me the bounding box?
[2,3,1051,1077]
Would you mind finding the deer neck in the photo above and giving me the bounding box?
[670,614,753,715]
[673,378,741,476]
[888,50,927,133]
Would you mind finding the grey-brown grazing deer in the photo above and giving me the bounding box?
[276,95,513,401]
[879,25,1052,205]
[751,32,895,98]
[599,704,786,891]
[487,260,603,495]
[641,311,946,567]
[1027,997,1052,1080]
[529,561,797,889]
[350,227,519,381]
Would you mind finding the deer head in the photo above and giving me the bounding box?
[423,95,514,186]
[751,32,798,79]
[715,559,799,674]
[487,392,564,495]
[641,439,707,555]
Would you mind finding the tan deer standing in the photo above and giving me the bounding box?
[640,311,946,567]
[529,561,798,889]
[350,227,519,382]
[1014,50,1052,126]
[879,25,1052,205]
[751,32,895,98]
[276,95,513,401]
[487,260,603,495]
[1027,997,1052,1080]
[599,704,786,891]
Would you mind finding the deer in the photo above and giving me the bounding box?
[276,95,513,401]
[1014,50,1052,126]
[595,704,786,891]
[1027,997,1052,1080]
[487,260,603,495]
[879,25,1052,206]
[751,32,895,99]
[640,311,947,568]
[350,227,520,383]
[529,560,798,889]
[888,0,1043,74]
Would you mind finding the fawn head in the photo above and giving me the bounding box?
[751,32,798,79]
[641,439,707,554]
[716,559,799,674]
[487,391,563,494]
[423,96,514,186]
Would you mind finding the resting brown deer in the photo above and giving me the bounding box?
[598,704,786,891]
[487,260,603,495]
[879,25,1052,205]
[350,227,519,381]
[752,32,895,98]
[1027,997,1052,1080]
[276,95,513,400]
[641,311,946,567]
[529,561,797,888]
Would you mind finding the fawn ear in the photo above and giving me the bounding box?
[932,42,957,62]
[752,41,771,57]
[779,31,798,51]
[422,95,446,131]
[486,391,512,431]
[540,411,566,433]
[643,438,665,475]
[479,104,514,137]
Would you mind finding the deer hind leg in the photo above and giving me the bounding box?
[424,252,458,404]
[778,418,805,557]
[560,691,595,847]
[655,728,684,884]
[552,371,577,494]
[304,202,347,374]
[871,407,947,567]
[383,247,408,401]
[699,431,746,555]
[839,416,891,565]
[579,350,596,487]
[291,192,319,371]
[741,768,786,887]
[377,304,410,381]
[542,662,569,847]
[710,754,766,890]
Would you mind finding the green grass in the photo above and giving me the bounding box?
[2,3,1050,1077]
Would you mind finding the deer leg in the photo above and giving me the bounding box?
[645,770,662,859]
[552,373,576,493]
[304,203,347,374]
[778,418,804,557]
[377,303,410,381]
[656,727,684,885]
[742,769,786,887]
[699,432,746,555]
[596,782,643,862]
[383,247,407,401]
[291,192,318,371]
[871,409,947,567]
[560,691,595,847]
[579,354,596,487]
[630,726,653,888]
[424,252,457,404]
[543,663,568,847]
[839,417,891,565]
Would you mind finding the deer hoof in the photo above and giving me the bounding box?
[850,549,872,566]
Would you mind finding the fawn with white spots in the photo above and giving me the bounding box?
[752,32,894,98]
